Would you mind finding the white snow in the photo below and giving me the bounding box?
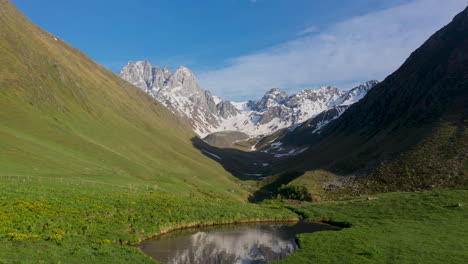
[244,173,263,177]
[231,101,250,111]
[250,115,261,123]
[274,147,309,158]
[261,140,284,153]
[204,82,375,138]
[201,150,222,160]
[213,96,222,105]
[120,62,378,139]
[270,142,283,148]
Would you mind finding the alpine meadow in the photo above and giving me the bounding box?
[0,0,467,263]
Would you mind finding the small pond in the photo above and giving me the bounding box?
[138,221,338,264]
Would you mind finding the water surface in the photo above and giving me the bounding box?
[138,221,337,264]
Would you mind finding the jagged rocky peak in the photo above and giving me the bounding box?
[293,86,342,102]
[119,60,379,139]
[166,66,204,95]
[252,88,288,111]
[151,65,171,90]
[162,66,172,77]
[336,80,379,106]
[119,61,235,137]
[346,80,379,96]
[119,61,172,92]
[217,100,241,119]
[169,66,195,83]
[286,89,321,108]
[359,80,379,89]
[119,61,154,91]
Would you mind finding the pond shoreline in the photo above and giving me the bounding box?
[136,218,341,264]
[130,217,301,246]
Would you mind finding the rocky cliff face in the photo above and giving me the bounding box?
[119,61,239,135]
[119,61,378,137]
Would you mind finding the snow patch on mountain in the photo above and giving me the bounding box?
[201,150,222,160]
[119,61,378,138]
[273,147,309,158]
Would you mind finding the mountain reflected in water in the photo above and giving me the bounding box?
[139,221,337,264]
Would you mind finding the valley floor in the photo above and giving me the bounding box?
[0,176,465,264]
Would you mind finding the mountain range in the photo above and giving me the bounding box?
[1,0,466,203]
[119,62,378,142]
[192,6,468,201]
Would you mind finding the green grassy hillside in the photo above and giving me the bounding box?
[0,0,247,199]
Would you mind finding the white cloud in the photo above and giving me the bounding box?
[318,33,336,41]
[298,25,319,36]
[198,0,468,101]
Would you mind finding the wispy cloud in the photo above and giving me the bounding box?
[297,25,319,36]
[198,0,467,101]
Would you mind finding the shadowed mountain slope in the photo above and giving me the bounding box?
[270,6,468,193]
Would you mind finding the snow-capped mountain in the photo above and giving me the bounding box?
[119,61,239,136]
[119,61,378,138]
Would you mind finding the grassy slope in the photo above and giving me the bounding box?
[0,0,247,199]
[280,123,468,201]
[275,189,468,264]
[0,2,300,262]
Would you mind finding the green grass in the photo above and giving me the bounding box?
[274,189,468,264]
[282,170,342,201]
[0,0,250,201]
[1,2,466,263]
[0,177,297,263]
[0,3,298,262]
[2,180,464,264]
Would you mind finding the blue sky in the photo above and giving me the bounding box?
[11,0,468,101]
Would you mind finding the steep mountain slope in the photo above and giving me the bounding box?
[263,6,468,196]
[0,0,247,199]
[119,62,377,139]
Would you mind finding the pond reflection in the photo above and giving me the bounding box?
[139,221,337,264]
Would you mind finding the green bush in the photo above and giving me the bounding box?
[277,185,313,201]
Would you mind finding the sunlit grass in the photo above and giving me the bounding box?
[0,177,297,263]
[275,189,468,264]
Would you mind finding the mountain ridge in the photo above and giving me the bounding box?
[119,61,378,139]
[252,6,468,199]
